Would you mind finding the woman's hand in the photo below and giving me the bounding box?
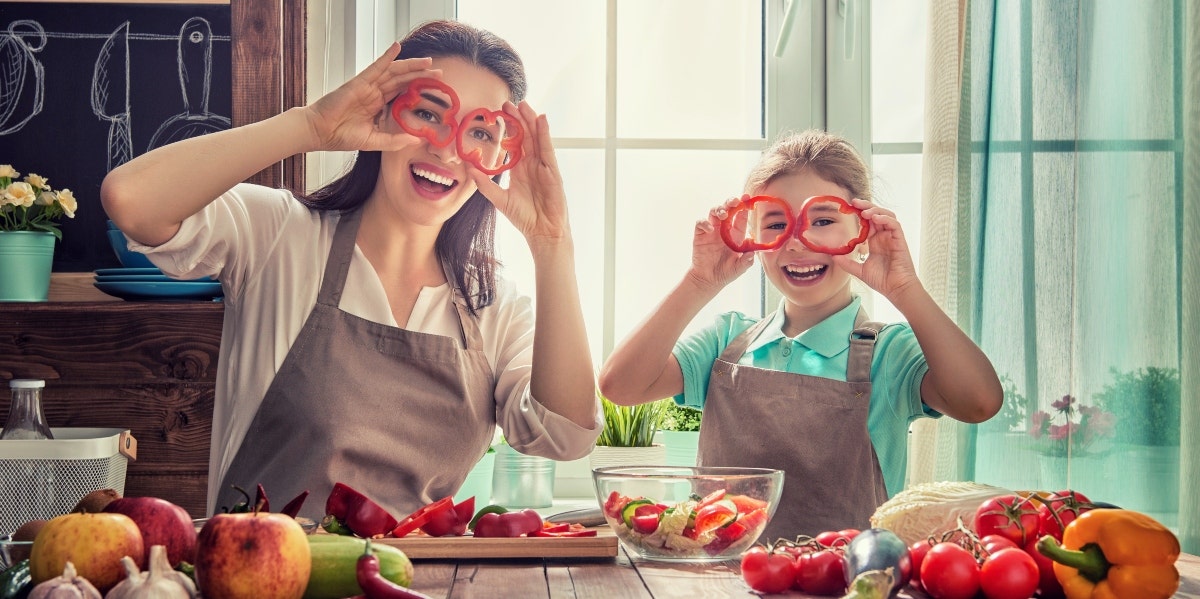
[832,198,921,299]
[470,100,570,252]
[686,198,756,293]
[302,43,441,153]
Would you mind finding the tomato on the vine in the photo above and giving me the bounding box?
[793,549,847,596]
[908,541,932,591]
[979,533,1019,555]
[920,542,980,599]
[979,547,1039,599]
[740,546,795,594]
[1024,536,1065,599]
[814,529,857,548]
[1035,489,1092,541]
[973,494,1040,546]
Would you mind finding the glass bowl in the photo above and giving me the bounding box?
[593,466,783,562]
[0,534,34,570]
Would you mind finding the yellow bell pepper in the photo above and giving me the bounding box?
[1036,508,1180,599]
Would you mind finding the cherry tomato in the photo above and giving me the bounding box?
[1024,537,1065,599]
[1036,489,1093,541]
[694,502,737,535]
[980,533,1019,555]
[908,541,932,590]
[631,514,660,534]
[740,546,795,594]
[973,494,1040,546]
[794,549,847,595]
[920,542,980,599]
[980,547,1039,599]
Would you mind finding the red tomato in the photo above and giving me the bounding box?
[1036,489,1093,541]
[740,546,795,594]
[794,549,847,595]
[908,541,932,590]
[728,494,767,513]
[603,491,630,520]
[920,542,980,599]
[631,514,660,534]
[1023,537,1065,599]
[980,547,1039,599]
[693,503,736,535]
[973,494,1041,546]
[980,534,1019,555]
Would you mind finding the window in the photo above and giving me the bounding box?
[306,0,928,362]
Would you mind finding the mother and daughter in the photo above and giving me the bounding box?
[102,19,1001,538]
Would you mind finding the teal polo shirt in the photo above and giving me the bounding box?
[672,296,937,497]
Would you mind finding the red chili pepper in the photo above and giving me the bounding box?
[391,496,453,538]
[253,483,270,512]
[455,107,524,176]
[357,539,434,599]
[471,509,544,538]
[389,77,460,148]
[280,490,309,518]
[719,195,796,252]
[324,482,399,538]
[796,195,869,255]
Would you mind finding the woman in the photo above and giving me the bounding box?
[102,21,601,519]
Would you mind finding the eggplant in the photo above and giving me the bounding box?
[842,528,911,599]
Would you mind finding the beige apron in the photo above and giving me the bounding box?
[216,208,496,520]
[697,310,888,541]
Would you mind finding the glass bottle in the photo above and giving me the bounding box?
[1,379,54,440]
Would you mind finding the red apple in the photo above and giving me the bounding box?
[194,511,311,599]
[103,496,198,567]
[29,512,144,592]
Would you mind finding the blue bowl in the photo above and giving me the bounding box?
[106,229,155,269]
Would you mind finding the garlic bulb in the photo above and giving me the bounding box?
[28,561,103,599]
[104,545,197,599]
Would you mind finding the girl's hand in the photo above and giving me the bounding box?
[686,197,756,293]
[303,43,441,153]
[470,100,570,252]
[832,198,921,298]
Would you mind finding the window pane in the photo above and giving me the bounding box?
[495,150,605,361]
[870,1,928,143]
[868,154,924,324]
[616,0,762,139]
[613,150,763,343]
[457,0,606,138]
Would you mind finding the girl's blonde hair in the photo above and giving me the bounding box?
[744,130,872,202]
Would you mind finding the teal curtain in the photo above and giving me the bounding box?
[961,0,1197,552]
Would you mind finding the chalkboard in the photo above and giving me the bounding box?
[0,2,232,271]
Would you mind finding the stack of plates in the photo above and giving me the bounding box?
[93,268,223,302]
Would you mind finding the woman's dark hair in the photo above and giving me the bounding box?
[297,20,527,315]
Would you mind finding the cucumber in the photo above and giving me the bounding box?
[304,535,414,599]
[620,499,655,528]
[0,559,32,599]
[843,528,911,599]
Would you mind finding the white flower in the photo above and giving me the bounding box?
[4,182,36,208]
[35,190,56,206]
[0,165,18,179]
[0,164,80,235]
[24,173,49,190]
[56,189,77,218]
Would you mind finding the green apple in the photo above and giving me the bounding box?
[29,512,145,592]
[194,511,311,599]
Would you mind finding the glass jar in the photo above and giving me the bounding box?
[1,379,54,440]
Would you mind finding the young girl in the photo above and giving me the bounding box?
[598,130,1002,541]
[102,21,601,519]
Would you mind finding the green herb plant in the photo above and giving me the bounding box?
[661,402,703,433]
[1092,366,1180,447]
[596,395,669,447]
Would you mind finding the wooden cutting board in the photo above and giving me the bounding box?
[372,528,619,559]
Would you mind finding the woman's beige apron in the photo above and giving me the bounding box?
[215,209,496,520]
[697,311,888,541]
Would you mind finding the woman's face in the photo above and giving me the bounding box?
[377,56,511,227]
[757,170,858,313]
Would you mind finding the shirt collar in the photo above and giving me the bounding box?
[745,297,863,357]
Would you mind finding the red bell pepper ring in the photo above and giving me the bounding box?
[390,77,460,148]
[416,496,475,537]
[324,482,399,538]
[455,107,524,176]
[719,195,795,253]
[531,528,598,538]
[472,508,544,538]
[391,496,453,538]
[796,195,869,255]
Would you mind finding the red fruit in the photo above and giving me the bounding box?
[103,496,198,567]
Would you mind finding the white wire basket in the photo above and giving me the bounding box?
[0,428,137,536]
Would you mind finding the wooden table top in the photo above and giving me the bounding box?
[404,550,1200,598]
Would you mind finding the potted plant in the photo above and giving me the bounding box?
[660,402,702,467]
[0,165,78,301]
[589,394,670,470]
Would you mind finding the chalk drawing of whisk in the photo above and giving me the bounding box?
[0,20,47,136]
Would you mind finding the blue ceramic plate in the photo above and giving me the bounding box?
[93,281,224,301]
[94,267,162,276]
[94,274,215,283]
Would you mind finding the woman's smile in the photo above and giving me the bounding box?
[409,161,459,200]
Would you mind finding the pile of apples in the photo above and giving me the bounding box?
[16,488,311,598]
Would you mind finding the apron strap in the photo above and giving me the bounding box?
[439,259,486,352]
[717,313,777,363]
[848,320,885,383]
[316,209,364,307]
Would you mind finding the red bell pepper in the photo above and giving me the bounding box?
[324,482,399,538]
[417,496,475,537]
[280,490,309,518]
[531,528,598,538]
[472,509,544,538]
[796,195,869,255]
[719,195,795,253]
[455,107,525,176]
[391,496,453,538]
[390,77,459,148]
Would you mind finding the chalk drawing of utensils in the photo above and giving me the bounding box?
[91,22,132,170]
[148,17,230,150]
[0,19,47,135]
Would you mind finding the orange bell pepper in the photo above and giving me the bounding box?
[1036,508,1180,599]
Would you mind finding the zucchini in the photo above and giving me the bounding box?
[843,528,911,599]
[303,535,414,599]
[0,559,32,599]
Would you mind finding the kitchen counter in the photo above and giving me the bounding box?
[403,550,1200,598]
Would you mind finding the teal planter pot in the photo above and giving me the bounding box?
[455,451,495,505]
[0,231,55,302]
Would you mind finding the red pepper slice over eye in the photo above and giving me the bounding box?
[455,107,524,176]
[796,195,869,255]
[718,195,795,253]
[390,77,460,148]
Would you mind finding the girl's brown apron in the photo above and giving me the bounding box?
[697,311,888,541]
[215,208,496,520]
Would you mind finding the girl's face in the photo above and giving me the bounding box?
[376,56,511,226]
[757,170,858,314]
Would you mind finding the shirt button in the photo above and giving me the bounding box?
[781,345,791,357]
